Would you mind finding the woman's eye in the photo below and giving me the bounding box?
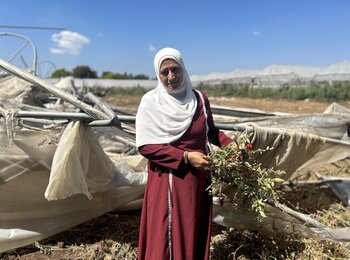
[161,70,169,76]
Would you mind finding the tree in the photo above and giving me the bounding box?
[133,74,149,80]
[101,71,115,79]
[51,68,72,78]
[72,65,97,78]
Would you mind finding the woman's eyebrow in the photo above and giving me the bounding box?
[161,66,180,72]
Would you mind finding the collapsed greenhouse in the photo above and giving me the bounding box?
[0,58,350,254]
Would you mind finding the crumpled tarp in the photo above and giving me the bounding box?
[214,102,350,141]
[248,123,325,178]
[316,173,350,206]
[0,122,147,252]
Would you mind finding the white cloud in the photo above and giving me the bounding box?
[148,44,156,52]
[50,30,90,55]
[252,31,261,36]
[49,48,66,54]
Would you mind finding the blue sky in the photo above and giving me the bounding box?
[0,0,349,78]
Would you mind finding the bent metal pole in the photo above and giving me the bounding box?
[0,59,109,120]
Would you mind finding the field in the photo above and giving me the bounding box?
[105,95,350,114]
[1,96,350,259]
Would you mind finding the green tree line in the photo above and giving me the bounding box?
[51,65,149,79]
[196,81,350,102]
[90,81,350,102]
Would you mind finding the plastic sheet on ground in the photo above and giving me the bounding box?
[214,102,350,141]
[0,122,147,252]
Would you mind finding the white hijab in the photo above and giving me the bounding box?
[136,48,197,147]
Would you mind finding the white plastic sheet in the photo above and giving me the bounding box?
[0,123,147,252]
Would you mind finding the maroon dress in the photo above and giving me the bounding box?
[137,91,232,260]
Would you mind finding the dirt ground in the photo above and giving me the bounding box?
[208,97,350,114]
[106,95,350,114]
[2,96,350,259]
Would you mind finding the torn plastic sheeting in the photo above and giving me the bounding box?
[316,174,350,207]
[214,102,350,141]
[0,121,148,252]
[0,165,146,252]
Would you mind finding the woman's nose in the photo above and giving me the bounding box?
[168,71,176,79]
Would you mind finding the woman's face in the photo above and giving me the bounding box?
[159,59,185,91]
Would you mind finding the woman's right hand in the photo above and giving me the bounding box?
[187,151,211,173]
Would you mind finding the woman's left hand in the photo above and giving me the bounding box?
[187,151,212,173]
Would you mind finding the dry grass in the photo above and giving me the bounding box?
[1,212,141,260]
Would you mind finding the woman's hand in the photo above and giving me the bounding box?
[187,151,211,173]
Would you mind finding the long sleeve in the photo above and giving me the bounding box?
[138,143,185,171]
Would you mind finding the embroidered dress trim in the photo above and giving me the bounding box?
[167,169,173,259]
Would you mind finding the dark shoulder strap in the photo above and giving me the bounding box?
[195,90,209,152]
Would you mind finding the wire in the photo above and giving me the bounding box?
[0,25,66,31]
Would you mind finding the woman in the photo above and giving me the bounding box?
[136,47,232,260]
